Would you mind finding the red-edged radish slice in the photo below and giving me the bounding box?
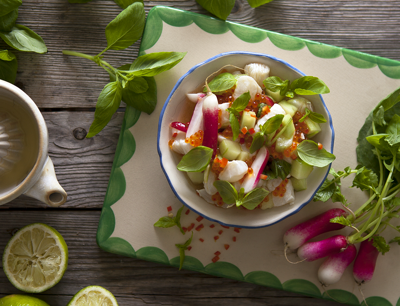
[241,146,269,193]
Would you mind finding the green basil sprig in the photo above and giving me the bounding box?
[263,76,330,98]
[175,231,193,270]
[213,180,269,210]
[63,2,186,137]
[203,72,239,93]
[249,114,283,153]
[299,108,327,123]
[297,140,335,167]
[0,24,47,54]
[0,0,21,18]
[154,206,185,235]
[177,146,213,172]
[0,9,18,32]
[226,91,251,140]
[263,159,292,180]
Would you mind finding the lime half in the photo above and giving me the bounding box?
[2,223,68,293]
[0,294,50,306]
[67,286,118,306]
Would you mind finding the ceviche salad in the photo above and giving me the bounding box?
[168,63,335,211]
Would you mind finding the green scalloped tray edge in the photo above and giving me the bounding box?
[97,6,400,305]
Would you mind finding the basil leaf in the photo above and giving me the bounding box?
[174,206,185,235]
[297,140,335,167]
[264,159,291,180]
[175,232,193,270]
[213,180,238,205]
[177,146,213,172]
[230,91,250,113]
[229,113,240,141]
[299,108,311,123]
[241,188,269,210]
[204,72,237,93]
[263,76,289,96]
[114,0,143,9]
[261,114,284,135]
[0,0,21,18]
[125,76,148,93]
[256,103,267,118]
[249,133,265,154]
[247,0,274,8]
[128,52,186,77]
[123,76,157,114]
[0,9,18,32]
[87,81,122,138]
[196,0,235,20]
[105,2,145,51]
[154,216,176,228]
[0,24,47,54]
[0,50,16,61]
[299,108,327,123]
[0,57,17,83]
[291,76,330,95]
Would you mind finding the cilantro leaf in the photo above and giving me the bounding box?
[330,216,352,227]
[352,166,378,192]
[372,236,390,255]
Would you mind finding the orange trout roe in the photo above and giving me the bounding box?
[185,130,204,147]
[212,193,224,206]
[272,178,289,197]
[216,88,235,104]
[247,93,272,114]
[211,157,228,175]
[269,144,284,160]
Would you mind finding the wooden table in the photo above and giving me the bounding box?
[1,1,399,305]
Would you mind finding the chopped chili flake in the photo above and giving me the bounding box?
[199,238,204,242]
[185,209,190,215]
[248,128,255,135]
[224,244,230,250]
[172,132,178,138]
[187,246,192,251]
[220,158,228,168]
[241,127,248,134]
[214,251,221,256]
[233,236,237,242]
[234,228,241,233]
[318,142,323,150]
[187,223,195,231]
[221,225,230,229]
[218,230,223,235]
[195,224,204,231]
[212,255,220,263]
[214,235,219,241]
[196,216,204,222]
[210,224,215,228]
[260,174,268,180]
[167,206,172,212]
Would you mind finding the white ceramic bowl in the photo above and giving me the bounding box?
[157,51,334,228]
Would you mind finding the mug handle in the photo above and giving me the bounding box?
[24,157,67,207]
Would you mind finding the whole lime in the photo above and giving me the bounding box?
[0,294,50,306]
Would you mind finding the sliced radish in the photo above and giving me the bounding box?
[186,95,205,139]
[241,146,269,193]
[202,93,219,156]
[187,93,206,103]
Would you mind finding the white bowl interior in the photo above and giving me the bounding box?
[158,52,334,228]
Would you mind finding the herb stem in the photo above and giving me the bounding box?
[354,194,377,216]
[62,50,95,61]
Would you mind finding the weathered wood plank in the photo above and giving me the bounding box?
[0,211,341,306]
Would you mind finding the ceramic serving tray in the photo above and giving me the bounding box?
[97,6,400,305]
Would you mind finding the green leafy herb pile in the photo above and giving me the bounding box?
[315,87,400,254]
[63,2,186,137]
[0,0,47,84]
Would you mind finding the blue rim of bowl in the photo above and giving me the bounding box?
[157,51,335,228]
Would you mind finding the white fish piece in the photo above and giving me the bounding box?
[244,63,270,87]
[260,196,274,210]
[254,104,286,133]
[187,93,206,103]
[272,179,295,207]
[197,189,216,204]
[266,178,283,191]
[233,75,262,101]
[171,139,193,155]
[218,103,230,128]
[219,160,248,182]
[204,171,218,195]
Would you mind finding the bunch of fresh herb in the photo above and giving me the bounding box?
[315,87,400,254]
[62,2,186,137]
[0,0,47,84]
[196,0,274,20]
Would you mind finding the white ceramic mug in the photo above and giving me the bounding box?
[0,80,67,207]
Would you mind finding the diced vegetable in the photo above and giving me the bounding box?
[187,172,204,184]
[290,177,307,191]
[287,97,313,113]
[240,111,256,130]
[275,136,293,153]
[304,117,321,138]
[237,151,250,161]
[290,159,313,180]
[219,139,242,161]
[279,101,298,117]
[265,88,284,102]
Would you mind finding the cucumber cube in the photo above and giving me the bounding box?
[266,89,284,102]
[283,118,295,139]
[275,136,293,153]
[187,172,204,184]
[279,101,298,117]
[219,139,241,160]
[237,151,250,161]
[240,111,256,130]
[304,117,321,138]
[290,177,307,191]
[290,159,313,179]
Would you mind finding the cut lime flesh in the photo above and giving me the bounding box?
[68,286,118,306]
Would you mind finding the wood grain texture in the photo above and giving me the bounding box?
[0,211,341,306]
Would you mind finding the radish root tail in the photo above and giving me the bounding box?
[284,245,307,264]
[358,286,368,306]
[205,64,244,94]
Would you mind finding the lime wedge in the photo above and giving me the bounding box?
[67,286,119,306]
[2,223,68,293]
[0,294,50,306]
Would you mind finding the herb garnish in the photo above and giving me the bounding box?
[299,108,327,123]
[296,140,335,167]
[177,146,213,172]
[154,206,185,235]
[203,72,239,93]
[263,159,292,181]
[249,114,284,153]
[175,232,193,270]
[226,91,251,140]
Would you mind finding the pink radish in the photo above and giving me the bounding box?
[241,146,269,193]
[186,96,205,139]
[297,235,348,262]
[284,208,347,251]
[353,238,379,285]
[170,122,187,132]
[318,244,357,286]
[202,93,219,156]
[186,93,206,103]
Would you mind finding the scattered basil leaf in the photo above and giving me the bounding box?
[229,112,240,141]
[213,180,238,205]
[290,76,330,95]
[0,0,21,18]
[261,114,284,135]
[0,9,18,32]
[299,108,327,123]
[113,0,143,9]
[0,57,17,83]
[175,231,193,270]
[297,140,335,167]
[154,216,176,228]
[263,76,289,96]
[0,24,47,54]
[105,2,145,51]
[263,159,291,180]
[128,52,187,77]
[241,188,269,210]
[0,49,16,61]
[229,91,250,114]
[372,236,390,255]
[247,0,274,8]
[203,72,237,93]
[177,146,213,172]
[87,81,122,138]
[196,0,235,20]
[249,132,265,154]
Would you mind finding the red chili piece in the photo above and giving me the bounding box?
[182,227,187,233]
[214,251,221,256]
[224,244,230,250]
[196,216,204,222]
[210,224,215,228]
[212,255,220,263]
[199,238,204,242]
[234,228,241,233]
[218,230,223,235]
[187,223,195,231]
[195,224,204,231]
[221,225,230,229]
[185,209,190,215]
[214,235,219,241]
[167,206,172,212]
[233,237,237,242]
[187,246,192,251]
